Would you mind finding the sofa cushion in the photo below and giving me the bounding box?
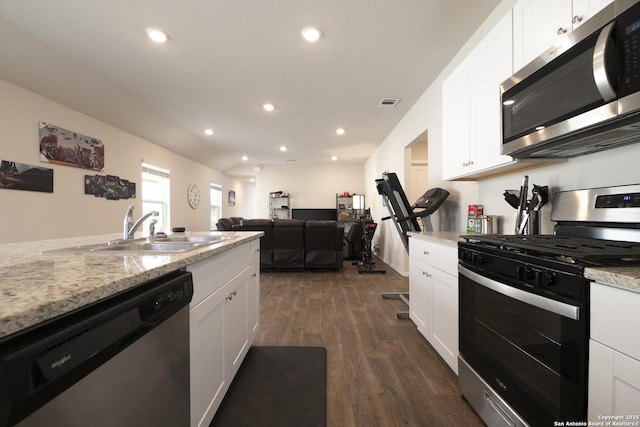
[273,219,305,268]
[216,218,234,231]
[273,219,305,228]
[233,219,274,267]
[304,221,343,268]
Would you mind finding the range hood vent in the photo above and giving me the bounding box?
[509,112,640,159]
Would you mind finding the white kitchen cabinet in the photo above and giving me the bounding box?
[588,282,640,420]
[442,11,514,181]
[409,258,432,337]
[442,58,471,180]
[513,0,612,71]
[188,239,260,427]
[248,254,260,341]
[409,237,459,374]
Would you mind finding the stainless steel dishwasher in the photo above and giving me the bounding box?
[0,270,193,427]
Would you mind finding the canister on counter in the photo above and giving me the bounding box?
[467,204,484,233]
[474,215,497,234]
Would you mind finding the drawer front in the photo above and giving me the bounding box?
[250,238,260,264]
[591,282,640,360]
[189,243,251,306]
[409,237,458,275]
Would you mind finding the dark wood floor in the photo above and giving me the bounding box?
[254,259,484,427]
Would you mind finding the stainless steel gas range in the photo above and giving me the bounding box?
[458,184,640,427]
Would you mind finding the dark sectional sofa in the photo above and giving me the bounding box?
[216,217,344,270]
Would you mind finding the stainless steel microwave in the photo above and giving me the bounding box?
[501,0,640,158]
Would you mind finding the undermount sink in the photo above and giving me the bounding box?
[157,235,228,244]
[43,235,230,255]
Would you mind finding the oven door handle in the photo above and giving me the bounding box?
[459,265,580,320]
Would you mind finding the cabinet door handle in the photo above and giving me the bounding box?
[572,15,582,24]
[557,27,567,35]
[251,273,257,278]
[423,250,429,255]
[254,249,260,253]
[422,271,431,277]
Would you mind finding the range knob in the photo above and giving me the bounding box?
[471,253,483,265]
[516,265,532,281]
[534,270,555,287]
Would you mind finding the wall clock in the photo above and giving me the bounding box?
[187,183,200,209]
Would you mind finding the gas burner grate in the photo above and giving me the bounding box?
[462,234,640,267]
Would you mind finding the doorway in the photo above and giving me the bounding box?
[405,130,428,205]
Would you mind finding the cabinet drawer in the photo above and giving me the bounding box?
[188,243,251,306]
[409,237,458,275]
[588,339,640,421]
[591,282,640,360]
[250,238,260,264]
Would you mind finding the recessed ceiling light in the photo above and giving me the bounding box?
[280,146,287,152]
[336,128,345,135]
[301,26,322,42]
[145,27,170,43]
[331,156,338,161]
[262,103,275,111]
[204,129,214,136]
[241,155,248,161]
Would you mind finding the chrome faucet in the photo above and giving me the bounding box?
[149,219,157,238]
[123,205,159,239]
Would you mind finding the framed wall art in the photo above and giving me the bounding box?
[0,159,53,193]
[85,174,136,200]
[39,122,105,171]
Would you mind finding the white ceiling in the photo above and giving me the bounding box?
[0,0,501,179]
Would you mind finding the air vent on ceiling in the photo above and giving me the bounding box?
[378,98,400,107]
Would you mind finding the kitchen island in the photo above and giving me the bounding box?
[0,230,262,427]
[0,231,262,339]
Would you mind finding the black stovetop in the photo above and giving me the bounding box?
[461,234,640,268]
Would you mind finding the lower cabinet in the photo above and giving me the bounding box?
[188,239,260,427]
[588,282,640,420]
[409,237,459,374]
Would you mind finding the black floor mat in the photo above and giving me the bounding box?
[210,346,327,427]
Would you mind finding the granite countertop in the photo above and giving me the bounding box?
[0,231,262,340]
[584,267,640,293]
[407,231,640,294]
[407,230,465,248]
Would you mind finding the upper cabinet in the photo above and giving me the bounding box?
[513,0,613,71]
[441,0,611,181]
[442,11,514,180]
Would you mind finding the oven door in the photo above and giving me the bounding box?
[458,265,588,426]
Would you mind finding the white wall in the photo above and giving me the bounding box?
[0,79,252,243]
[255,163,365,218]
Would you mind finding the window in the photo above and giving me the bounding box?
[210,183,222,230]
[141,162,170,233]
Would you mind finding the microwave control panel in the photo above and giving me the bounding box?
[618,2,640,96]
